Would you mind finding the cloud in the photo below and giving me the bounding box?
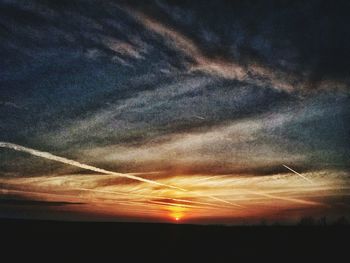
[0,198,84,207]
[0,0,349,223]
[72,92,349,176]
[0,142,186,191]
[38,75,214,147]
[122,6,247,80]
[103,37,144,59]
[0,169,347,222]
[118,5,300,92]
[78,111,304,174]
[0,101,24,110]
[119,2,350,93]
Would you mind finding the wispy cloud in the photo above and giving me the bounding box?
[0,142,186,191]
[1,0,349,223]
[122,6,247,80]
[0,142,238,206]
[0,169,347,222]
[120,4,350,93]
[120,6,299,92]
[103,37,144,59]
[0,101,24,110]
[78,112,305,174]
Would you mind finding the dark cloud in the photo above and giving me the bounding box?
[121,0,350,89]
[0,0,349,177]
[0,195,84,206]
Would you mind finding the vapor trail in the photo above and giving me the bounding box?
[0,142,186,191]
[244,190,322,206]
[76,188,226,208]
[282,164,313,184]
[0,142,235,206]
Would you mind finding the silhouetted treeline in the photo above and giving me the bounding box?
[297,216,349,226]
[282,216,347,226]
[256,216,349,226]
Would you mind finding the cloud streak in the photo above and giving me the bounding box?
[0,142,239,206]
[0,142,186,191]
[121,5,298,91]
[121,6,246,79]
[0,0,349,223]
[283,164,313,184]
[1,169,346,223]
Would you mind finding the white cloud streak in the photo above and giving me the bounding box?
[283,164,313,184]
[0,142,237,206]
[0,142,185,191]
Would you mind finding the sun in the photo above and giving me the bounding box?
[170,213,183,222]
[168,205,186,222]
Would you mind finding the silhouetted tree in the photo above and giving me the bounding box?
[298,216,316,226]
[272,221,280,226]
[317,216,327,226]
[333,216,349,226]
[259,219,267,226]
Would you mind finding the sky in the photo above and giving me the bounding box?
[0,0,349,224]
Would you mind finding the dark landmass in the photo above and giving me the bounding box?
[1,218,349,261]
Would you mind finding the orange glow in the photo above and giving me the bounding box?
[169,205,186,222]
[171,212,183,222]
[0,169,346,224]
[172,214,182,222]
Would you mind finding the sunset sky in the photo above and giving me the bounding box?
[0,0,349,224]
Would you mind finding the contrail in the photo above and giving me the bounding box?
[194,175,229,182]
[0,142,236,206]
[282,164,313,184]
[193,115,205,120]
[244,190,322,206]
[204,194,242,207]
[76,188,227,209]
[0,142,186,191]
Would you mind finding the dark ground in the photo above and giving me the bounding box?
[1,218,349,261]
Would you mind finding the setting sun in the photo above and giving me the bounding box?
[171,213,183,222]
[168,205,186,222]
